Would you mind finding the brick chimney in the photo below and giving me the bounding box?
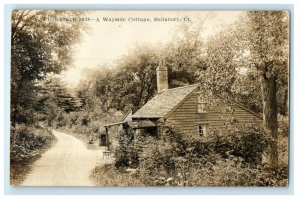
[156,58,168,93]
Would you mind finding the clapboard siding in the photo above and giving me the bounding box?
[166,90,262,139]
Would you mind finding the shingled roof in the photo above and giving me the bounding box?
[132,84,199,118]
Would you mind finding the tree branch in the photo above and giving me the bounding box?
[12,11,34,43]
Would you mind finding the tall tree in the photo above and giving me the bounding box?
[205,11,289,166]
[245,11,289,166]
[38,77,83,112]
[81,45,159,112]
[165,17,209,87]
[11,10,86,126]
[36,76,83,126]
[117,45,158,108]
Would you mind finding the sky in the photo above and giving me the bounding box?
[59,11,242,87]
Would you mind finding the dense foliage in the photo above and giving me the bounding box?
[62,13,290,187]
[11,10,85,126]
[204,11,288,166]
[10,11,289,186]
[112,123,287,186]
[10,124,55,163]
[10,10,86,184]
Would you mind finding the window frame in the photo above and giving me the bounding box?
[197,94,208,113]
[198,124,208,137]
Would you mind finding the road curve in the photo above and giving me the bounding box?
[22,130,104,186]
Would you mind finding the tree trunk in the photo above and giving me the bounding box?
[261,75,278,167]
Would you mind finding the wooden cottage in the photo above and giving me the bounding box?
[105,59,262,143]
[129,83,263,140]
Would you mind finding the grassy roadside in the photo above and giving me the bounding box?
[10,136,57,186]
[90,163,145,186]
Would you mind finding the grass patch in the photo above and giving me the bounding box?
[90,164,144,186]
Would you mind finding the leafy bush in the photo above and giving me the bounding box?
[10,124,55,163]
[177,159,287,186]
[114,128,139,169]
[211,124,272,164]
[113,122,287,186]
[278,135,288,168]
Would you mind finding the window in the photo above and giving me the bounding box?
[197,94,207,113]
[198,125,207,137]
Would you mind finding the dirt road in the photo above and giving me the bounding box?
[22,130,105,186]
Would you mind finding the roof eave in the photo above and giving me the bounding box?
[131,116,162,119]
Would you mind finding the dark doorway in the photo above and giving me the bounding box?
[99,134,107,146]
[145,127,158,137]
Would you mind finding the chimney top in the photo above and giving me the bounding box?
[158,58,166,69]
[156,58,168,93]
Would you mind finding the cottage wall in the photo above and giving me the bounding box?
[166,91,263,140]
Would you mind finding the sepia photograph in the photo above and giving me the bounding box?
[10,10,289,187]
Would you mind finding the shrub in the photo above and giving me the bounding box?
[212,123,272,164]
[113,122,286,186]
[182,159,287,186]
[114,128,139,169]
[278,135,288,168]
[10,124,55,163]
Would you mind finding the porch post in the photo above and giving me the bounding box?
[105,126,109,151]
